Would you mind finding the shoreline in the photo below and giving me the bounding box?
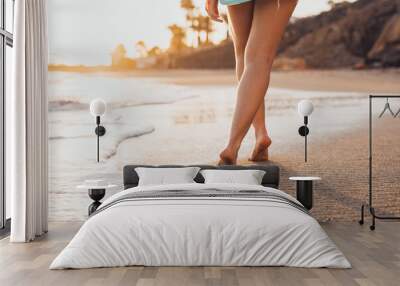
[49,68,400,93]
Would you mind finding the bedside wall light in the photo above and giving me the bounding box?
[297,100,314,163]
[90,99,107,162]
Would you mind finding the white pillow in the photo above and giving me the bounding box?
[135,167,200,186]
[200,169,266,185]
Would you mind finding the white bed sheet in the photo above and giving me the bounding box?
[50,183,350,269]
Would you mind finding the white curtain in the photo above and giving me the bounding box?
[9,0,49,242]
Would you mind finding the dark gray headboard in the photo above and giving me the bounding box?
[123,164,280,189]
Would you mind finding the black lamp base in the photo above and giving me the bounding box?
[88,188,106,215]
[95,125,106,136]
[298,126,309,136]
[298,123,310,162]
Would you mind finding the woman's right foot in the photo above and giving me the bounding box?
[218,147,238,165]
[249,136,272,162]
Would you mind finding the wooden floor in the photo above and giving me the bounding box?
[0,222,399,286]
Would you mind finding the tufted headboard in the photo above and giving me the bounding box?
[123,164,280,190]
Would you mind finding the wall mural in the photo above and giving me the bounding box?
[48,0,400,221]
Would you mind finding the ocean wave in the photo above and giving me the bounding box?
[49,125,154,142]
[49,135,91,140]
[111,94,198,109]
[49,99,88,111]
[265,93,366,112]
[104,126,155,160]
[48,94,198,112]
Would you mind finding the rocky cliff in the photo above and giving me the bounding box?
[281,0,400,68]
[172,0,400,69]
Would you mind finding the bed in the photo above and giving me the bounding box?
[50,164,350,269]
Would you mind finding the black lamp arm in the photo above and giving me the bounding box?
[94,116,106,163]
[298,116,310,163]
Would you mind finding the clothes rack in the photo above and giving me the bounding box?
[359,95,400,230]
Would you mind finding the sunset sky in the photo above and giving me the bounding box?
[48,0,355,65]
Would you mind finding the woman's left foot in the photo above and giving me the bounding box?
[218,147,238,166]
[249,136,272,162]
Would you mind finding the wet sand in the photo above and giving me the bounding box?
[277,117,400,222]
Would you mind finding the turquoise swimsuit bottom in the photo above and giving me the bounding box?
[220,0,253,5]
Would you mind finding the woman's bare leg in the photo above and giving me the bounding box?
[219,0,297,165]
[250,102,271,161]
[227,2,254,82]
[228,3,270,162]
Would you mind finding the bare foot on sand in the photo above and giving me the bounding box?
[218,147,238,165]
[249,136,272,162]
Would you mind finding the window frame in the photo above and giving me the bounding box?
[0,0,14,235]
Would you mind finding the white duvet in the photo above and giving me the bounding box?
[50,183,351,269]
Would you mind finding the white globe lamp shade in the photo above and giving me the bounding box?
[298,100,314,117]
[90,99,106,117]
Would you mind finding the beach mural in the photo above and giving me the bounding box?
[48,0,400,221]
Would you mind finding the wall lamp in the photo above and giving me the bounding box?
[90,99,107,162]
[297,100,314,163]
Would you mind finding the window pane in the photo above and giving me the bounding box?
[0,39,3,227]
[0,1,2,29]
[5,45,12,219]
[6,0,14,33]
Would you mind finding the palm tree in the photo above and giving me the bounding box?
[199,15,214,45]
[135,41,147,58]
[180,0,196,47]
[111,44,127,66]
[190,15,214,47]
[168,24,187,54]
[180,0,195,12]
[147,46,161,57]
[190,15,203,47]
[220,13,230,41]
